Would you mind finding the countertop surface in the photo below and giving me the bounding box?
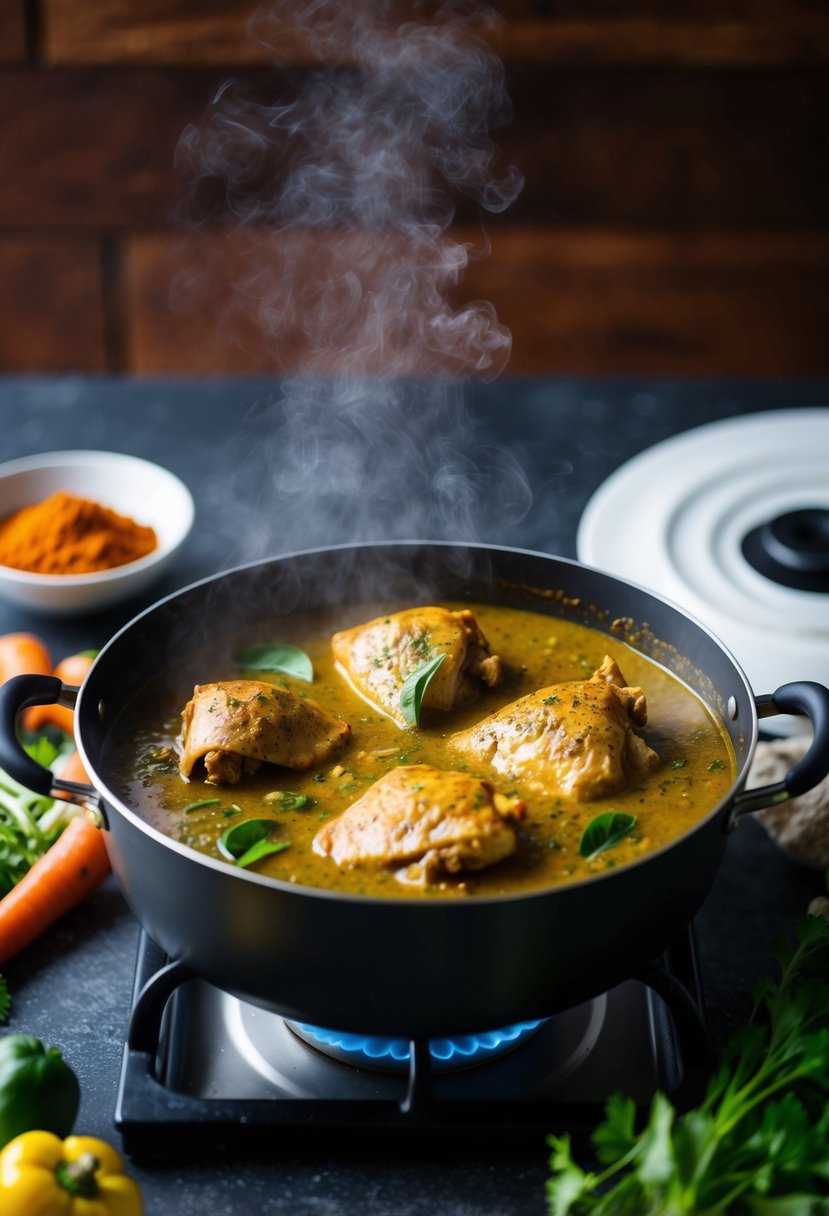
[1,374,827,1215]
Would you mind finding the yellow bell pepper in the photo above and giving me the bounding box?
[0,1129,143,1215]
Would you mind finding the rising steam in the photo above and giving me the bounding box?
[174,0,531,562]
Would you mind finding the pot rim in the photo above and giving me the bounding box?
[76,538,761,908]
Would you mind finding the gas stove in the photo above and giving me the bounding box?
[115,928,710,1161]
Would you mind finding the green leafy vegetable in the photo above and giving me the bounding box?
[234,643,313,683]
[400,653,447,728]
[546,915,829,1214]
[578,812,637,860]
[20,732,72,770]
[0,974,9,1024]
[218,818,291,869]
[0,752,76,899]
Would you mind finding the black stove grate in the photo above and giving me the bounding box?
[115,929,710,1161]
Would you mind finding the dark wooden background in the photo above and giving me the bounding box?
[1,0,827,378]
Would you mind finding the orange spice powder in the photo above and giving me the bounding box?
[0,491,157,575]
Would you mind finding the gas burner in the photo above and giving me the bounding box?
[216,997,599,1097]
[577,409,829,728]
[115,930,710,1160]
[284,1017,548,1073]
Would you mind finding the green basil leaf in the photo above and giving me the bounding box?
[400,653,447,728]
[578,812,637,859]
[234,643,313,683]
[234,838,292,869]
[218,818,290,869]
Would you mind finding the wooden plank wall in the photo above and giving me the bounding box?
[0,0,826,377]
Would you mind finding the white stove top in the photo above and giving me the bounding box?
[578,409,829,730]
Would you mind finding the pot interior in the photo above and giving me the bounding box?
[80,541,756,797]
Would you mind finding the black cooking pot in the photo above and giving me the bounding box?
[1,543,828,1037]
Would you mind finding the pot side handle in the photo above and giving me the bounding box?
[730,681,829,822]
[0,673,100,811]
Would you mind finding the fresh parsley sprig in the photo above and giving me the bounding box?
[546,914,829,1215]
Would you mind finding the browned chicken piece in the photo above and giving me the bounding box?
[312,765,525,883]
[178,679,350,786]
[331,606,502,727]
[450,655,659,801]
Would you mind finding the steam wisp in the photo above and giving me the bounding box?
[175,0,531,565]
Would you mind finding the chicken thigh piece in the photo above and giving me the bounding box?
[178,679,350,785]
[451,655,659,801]
[331,606,502,727]
[312,765,525,883]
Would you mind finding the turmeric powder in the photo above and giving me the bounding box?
[0,491,157,575]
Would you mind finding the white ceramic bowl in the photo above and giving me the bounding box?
[0,450,195,616]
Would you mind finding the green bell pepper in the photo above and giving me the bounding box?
[0,1034,80,1149]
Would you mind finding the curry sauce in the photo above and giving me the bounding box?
[101,601,736,898]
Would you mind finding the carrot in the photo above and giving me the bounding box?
[22,703,74,735]
[0,633,52,684]
[23,650,96,735]
[0,813,110,965]
[59,749,92,785]
[0,632,55,733]
[52,652,96,686]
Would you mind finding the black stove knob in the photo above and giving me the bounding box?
[742,508,829,592]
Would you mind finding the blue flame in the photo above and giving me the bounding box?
[294,1018,546,1071]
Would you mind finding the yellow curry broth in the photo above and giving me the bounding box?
[102,601,735,898]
